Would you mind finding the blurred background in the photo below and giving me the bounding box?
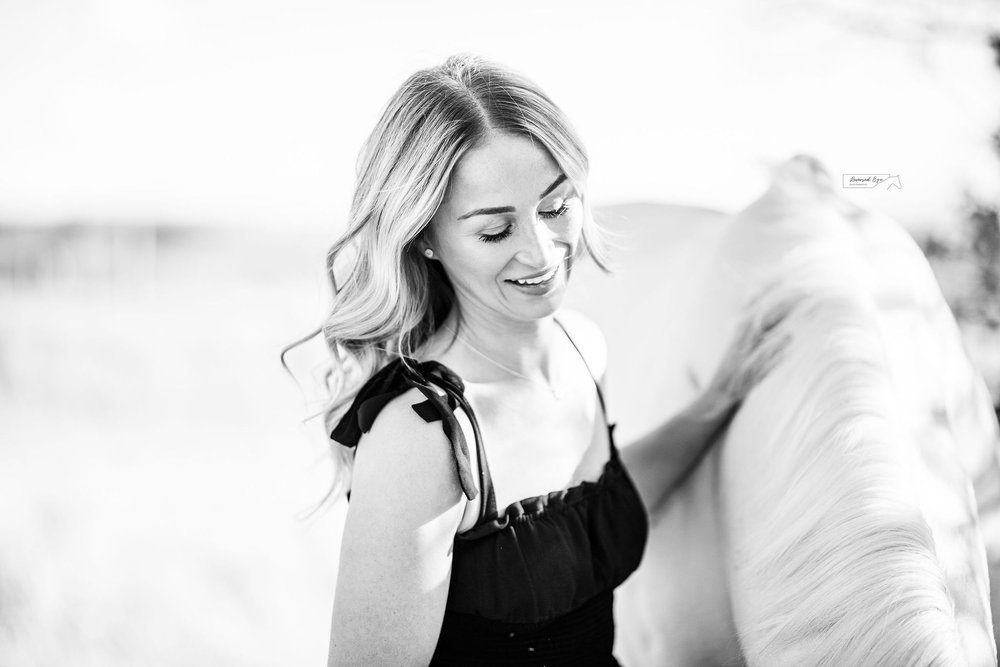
[2,0,999,664]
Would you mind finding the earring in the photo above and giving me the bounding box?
[423,248,434,258]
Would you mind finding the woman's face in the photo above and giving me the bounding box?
[423,131,583,325]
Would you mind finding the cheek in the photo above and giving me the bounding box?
[442,240,509,282]
[562,212,584,246]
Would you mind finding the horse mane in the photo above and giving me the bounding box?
[611,155,997,665]
[723,244,981,665]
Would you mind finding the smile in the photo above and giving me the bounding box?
[508,264,560,286]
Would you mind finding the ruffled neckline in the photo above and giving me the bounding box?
[457,433,622,540]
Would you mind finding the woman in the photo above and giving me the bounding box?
[292,54,787,666]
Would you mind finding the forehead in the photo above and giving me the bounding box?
[445,132,561,206]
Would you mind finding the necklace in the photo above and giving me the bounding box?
[442,325,562,400]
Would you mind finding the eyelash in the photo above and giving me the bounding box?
[539,202,571,220]
[479,203,571,243]
[479,227,513,244]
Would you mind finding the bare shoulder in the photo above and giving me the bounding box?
[348,385,466,520]
[556,308,608,383]
[331,384,467,664]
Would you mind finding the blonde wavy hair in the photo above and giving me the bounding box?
[282,53,612,498]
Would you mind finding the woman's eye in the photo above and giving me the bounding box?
[538,202,570,220]
[479,225,513,243]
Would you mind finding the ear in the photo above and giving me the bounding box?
[414,231,438,260]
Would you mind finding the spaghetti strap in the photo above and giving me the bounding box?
[553,317,608,414]
[553,317,615,443]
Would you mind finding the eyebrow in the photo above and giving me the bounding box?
[457,174,568,221]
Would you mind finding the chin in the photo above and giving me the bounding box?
[516,292,566,322]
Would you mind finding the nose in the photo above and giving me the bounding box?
[514,215,560,269]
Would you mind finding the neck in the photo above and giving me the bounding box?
[430,308,562,384]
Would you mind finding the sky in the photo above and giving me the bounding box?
[1,0,999,233]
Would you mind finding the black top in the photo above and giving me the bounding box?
[330,319,649,666]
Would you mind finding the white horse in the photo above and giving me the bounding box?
[576,156,1000,666]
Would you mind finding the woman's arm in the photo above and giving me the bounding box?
[557,309,729,513]
[559,305,789,516]
[621,306,792,516]
[328,387,467,667]
[619,389,739,515]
